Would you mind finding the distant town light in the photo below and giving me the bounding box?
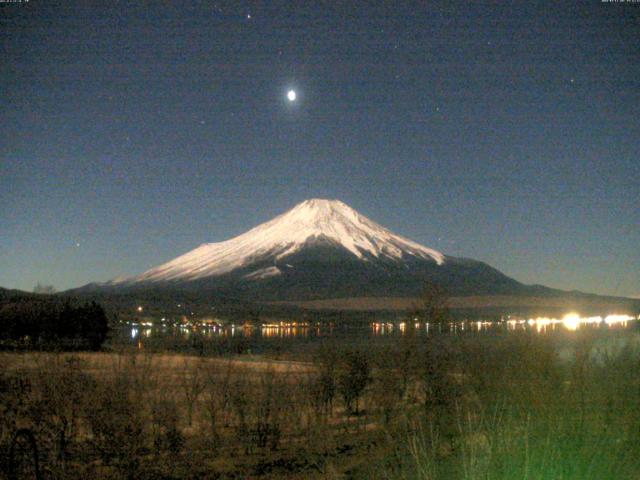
[137,306,143,312]
[562,313,582,331]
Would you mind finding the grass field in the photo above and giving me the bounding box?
[1,329,639,479]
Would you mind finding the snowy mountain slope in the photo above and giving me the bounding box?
[114,199,445,284]
[68,199,640,307]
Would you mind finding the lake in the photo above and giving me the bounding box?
[113,313,640,357]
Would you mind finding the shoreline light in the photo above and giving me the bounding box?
[370,313,636,335]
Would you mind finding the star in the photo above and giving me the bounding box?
[246,13,251,19]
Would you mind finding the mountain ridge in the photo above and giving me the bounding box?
[71,199,633,309]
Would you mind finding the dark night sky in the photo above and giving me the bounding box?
[1,1,639,297]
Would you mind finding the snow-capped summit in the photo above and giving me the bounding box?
[69,198,631,308]
[117,199,444,284]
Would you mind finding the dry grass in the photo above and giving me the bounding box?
[0,331,639,479]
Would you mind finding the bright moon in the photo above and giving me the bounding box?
[287,90,296,101]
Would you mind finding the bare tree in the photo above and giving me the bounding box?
[337,349,371,415]
[413,282,451,326]
[179,358,206,427]
[33,283,56,295]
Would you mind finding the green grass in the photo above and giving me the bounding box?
[366,333,640,480]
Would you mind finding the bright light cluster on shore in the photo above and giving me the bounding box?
[370,313,637,335]
[508,313,635,332]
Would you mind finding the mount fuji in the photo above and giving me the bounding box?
[81,199,534,301]
[118,199,445,284]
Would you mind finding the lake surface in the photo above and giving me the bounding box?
[112,313,640,356]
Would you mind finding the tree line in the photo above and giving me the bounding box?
[0,297,109,350]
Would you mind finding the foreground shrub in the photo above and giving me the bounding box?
[337,349,371,415]
[376,336,640,480]
[85,367,148,475]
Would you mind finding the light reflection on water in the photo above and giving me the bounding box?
[126,313,638,342]
[372,313,637,336]
[505,313,635,333]
[128,321,333,341]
